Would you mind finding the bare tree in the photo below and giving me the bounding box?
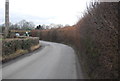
[17,20,35,30]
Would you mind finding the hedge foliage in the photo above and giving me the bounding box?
[2,37,39,59]
[76,2,118,79]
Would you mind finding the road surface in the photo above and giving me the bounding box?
[2,41,84,79]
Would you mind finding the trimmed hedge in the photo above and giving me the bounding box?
[2,37,40,62]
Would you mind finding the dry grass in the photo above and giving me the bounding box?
[30,44,40,51]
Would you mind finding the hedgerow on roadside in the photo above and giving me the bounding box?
[2,37,40,62]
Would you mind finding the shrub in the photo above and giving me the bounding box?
[2,37,40,62]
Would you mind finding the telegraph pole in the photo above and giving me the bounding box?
[4,0,9,38]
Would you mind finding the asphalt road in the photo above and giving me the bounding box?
[2,41,84,79]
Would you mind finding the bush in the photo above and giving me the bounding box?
[2,37,40,62]
[76,2,118,79]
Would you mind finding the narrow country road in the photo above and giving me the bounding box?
[2,41,84,79]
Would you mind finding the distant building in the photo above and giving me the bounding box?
[9,30,31,37]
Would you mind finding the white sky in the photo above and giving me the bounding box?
[0,0,92,26]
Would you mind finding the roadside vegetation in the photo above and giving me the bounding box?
[31,2,118,79]
[0,19,41,63]
[2,37,40,63]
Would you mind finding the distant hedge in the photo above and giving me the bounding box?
[2,37,40,62]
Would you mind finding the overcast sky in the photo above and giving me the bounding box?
[0,0,92,26]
